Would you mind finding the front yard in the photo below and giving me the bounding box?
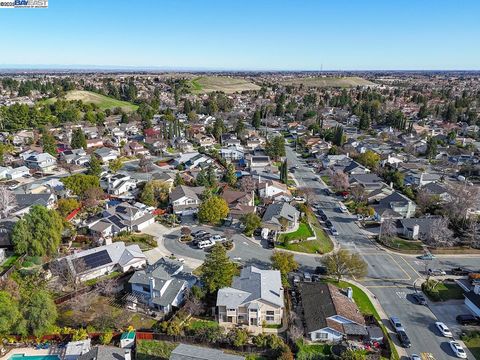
[383,237,424,251]
[422,279,464,302]
[278,222,314,243]
[114,232,157,251]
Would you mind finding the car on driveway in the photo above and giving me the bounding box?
[323,188,333,196]
[449,341,467,358]
[428,268,447,276]
[412,293,427,305]
[389,316,405,332]
[451,267,470,276]
[456,314,480,325]
[419,253,435,260]
[396,330,411,348]
[315,266,327,275]
[210,234,227,243]
[435,322,453,337]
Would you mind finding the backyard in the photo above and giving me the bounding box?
[136,339,177,360]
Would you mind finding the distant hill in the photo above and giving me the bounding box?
[188,76,260,94]
[279,76,376,88]
[44,90,138,112]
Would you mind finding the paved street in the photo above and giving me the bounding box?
[160,145,480,359]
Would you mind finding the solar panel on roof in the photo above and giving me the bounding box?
[74,249,112,271]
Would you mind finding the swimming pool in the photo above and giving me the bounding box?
[9,355,60,360]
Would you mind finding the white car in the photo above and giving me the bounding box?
[428,268,447,276]
[389,316,405,333]
[198,239,214,249]
[450,341,467,358]
[210,234,227,243]
[410,355,421,360]
[330,227,339,236]
[338,203,348,213]
[435,322,453,337]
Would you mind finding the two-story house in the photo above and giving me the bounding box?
[102,174,137,195]
[216,266,284,330]
[373,191,417,221]
[94,147,120,162]
[128,258,197,314]
[262,202,299,231]
[24,152,57,172]
[169,185,205,216]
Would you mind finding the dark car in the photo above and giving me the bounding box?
[317,209,325,216]
[315,266,327,275]
[412,293,427,305]
[323,188,333,196]
[451,267,470,276]
[456,314,480,326]
[320,214,328,221]
[397,330,411,348]
[325,220,333,228]
[253,228,262,236]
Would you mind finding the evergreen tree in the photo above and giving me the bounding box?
[426,136,438,160]
[332,126,345,147]
[88,155,102,177]
[224,163,237,187]
[200,243,237,294]
[252,109,261,129]
[70,128,87,150]
[41,132,57,156]
[174,172,185,186]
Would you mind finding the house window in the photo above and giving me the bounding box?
[142,286,150,292]
[316,332,328,340]
[265,310,275,321]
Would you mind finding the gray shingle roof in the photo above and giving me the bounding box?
[170,344,245,360]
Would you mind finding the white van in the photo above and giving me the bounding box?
[198,239,214,249]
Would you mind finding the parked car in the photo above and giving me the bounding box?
[428,268,447,276]
[323,188,333,196]
[338,203,348,213]
[435,322,453,337]
[389,316,405,332]
[451,267,470,276]
[330,227,339,236]
[192,230,207,238]
[325,220,333,228]
[396,330,411,348]
[456,314,480,325]
[210,234,227,243]
[315,266,327,275]
[303,272,312,282]
[449,341,467,358]
[419,253,435,260]
[197,239,214,249]
[410,355,421,360]
[293,275,301,285]
[412,293,427,305]
[253,228,262,236]
[319,214,327,221]
[356,214,364,221]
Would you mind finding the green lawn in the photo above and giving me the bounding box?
[129,313,157,330]
[296,339,331,359]
[0,254,20,271]
[422,280,465,302]
[114,233,157,251]
[320,175,331,185]
[187,319,219,331]
[277,220,334,254]
[278,222,314,243]
[136,340,177,360]
[43,90,138,112]
[461,331,480,360]
[386,237,423,251]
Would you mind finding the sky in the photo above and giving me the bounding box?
[0,0,479,71]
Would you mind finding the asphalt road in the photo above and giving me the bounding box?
[163,145,479,360]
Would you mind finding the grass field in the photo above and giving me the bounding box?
[136,340,177,360]
[44,90,138,112]
[387,237,424,251]
[280,76,376,88]
[461,331,480,360]
[189,76,260,93]
[422,280,464,302]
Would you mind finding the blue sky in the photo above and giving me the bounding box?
[0,0,479,70]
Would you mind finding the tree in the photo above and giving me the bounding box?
[341,350,367,360]
[252,109,261,129]
[200,243,237,293]
[426,136,438,160]
[0,186,16,219]
[321,249,368,282]
[83,186,105,208]
[174,172,185,186]
[139,155,154,173]
[140,182,156,207]
[332,125,345,146]
[356,150,380,169]
[265,135,286,160]
[22,289,58,337]
[424,217,455,247]
[330,169,349,191]
[198,196,229,225]
[62,174,100,196]
[88,155,102,177]
[271,251,298,286]
[350,185,366,203]
[279,159,288,184]
[0,291,24,336]
[100,330,114,345]
[41,132,57,156]
[70,128,87,150]
[108,158,123,174]
[241,213,261,236]
[56,198,80,217]
[11,205,63,256]
[206,165,218,188]
[379,218,397,245]
[140,180,170,207]
[229,328,249,347]
[224,163,237,187]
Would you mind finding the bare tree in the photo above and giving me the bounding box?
[380,218,397,244]
[50,258,88,292]
[329,169,349,191]
[415,191,439,215]
[95,278,118,297]
[239,176,257,193]
[288,311,304,341]
[297,187,315,204]
[0,186,16,219]
[70,290,95,315]
[444,183,480,224]
[424,217,455,248]
[350,185,366,203]
[83,187,105,208]
[138,155,154,173]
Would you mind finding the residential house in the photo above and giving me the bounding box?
[103,174,137,195]
[86,138,104,149]
[169,185,205,215]
[169,344,245,360]
[55,241,147,282]
[4,166,30,180]
[299,282,367,342]
[220,146,245,161]
[12,193,56,216]
[94,147,119,162]
[88,202,155,238]
[404,170,441,187]
[262,202,299,231]
[24,152,57,172]
[373,191,416,221]
[349,174,385,193]
[193,134,216,148]
[128,258,196,314]
[258,179,291,200]
[216,266,284,330]
[184,154,213,169]
[78,346,132,360]
[421,182,452,202]
[398,216,443,240]
[123,141,150,157]
[60,149,90,166]
[221,188,255,219]
[246,155,271,170]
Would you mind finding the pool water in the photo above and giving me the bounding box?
[9,355,60,360]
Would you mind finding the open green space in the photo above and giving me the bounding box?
[422,280,464,302]
[296,339,331,359]
[280,76,376,88]
[43,90,138,112]
[187,318,219,331]
[278,222,314,243]
[136,339,177,360]
[384,237,424,251]
[114,233,157,251]
[188,76,260,93]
